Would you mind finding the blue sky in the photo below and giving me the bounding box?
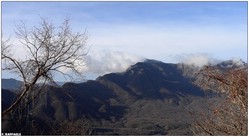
[2,1,248,80]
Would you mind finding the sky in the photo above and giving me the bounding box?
[1,1,248,81]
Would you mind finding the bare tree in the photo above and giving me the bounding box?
[1,17,88,116]
[191,66,247,135]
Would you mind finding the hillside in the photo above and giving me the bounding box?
[1,78,23,93]
[2,59,246,135]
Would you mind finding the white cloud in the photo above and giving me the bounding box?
[57,59,88,74]
[85,50,145,75]
[177,53,220,68]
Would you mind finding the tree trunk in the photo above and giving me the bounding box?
[2,85,30,116]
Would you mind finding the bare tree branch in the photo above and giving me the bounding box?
[191,66,247,135]
[2,17,88,116]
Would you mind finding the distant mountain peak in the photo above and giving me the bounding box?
[216,59,247,69]
[144,59,163,64]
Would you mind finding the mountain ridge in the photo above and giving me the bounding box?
[1,59,247,135]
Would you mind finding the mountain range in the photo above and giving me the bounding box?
[1,59,247,135]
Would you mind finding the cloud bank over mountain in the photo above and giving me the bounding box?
[177,53,246,68]
[57,51,247,80]
[85,50,145,75]
[177,53,220,67]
